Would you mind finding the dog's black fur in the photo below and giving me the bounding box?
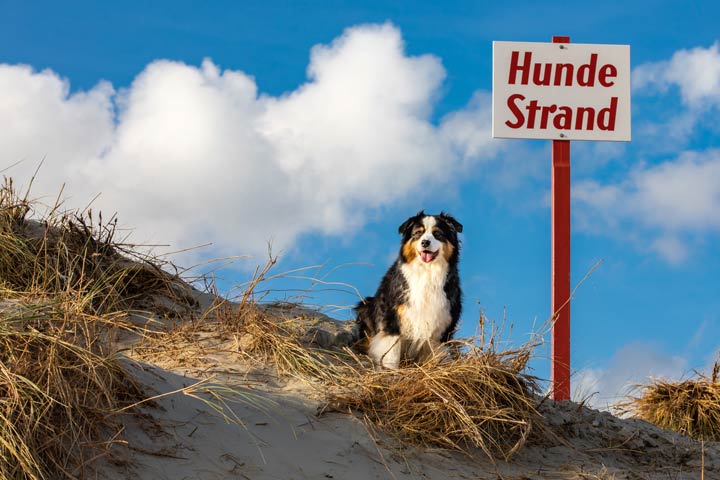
[354,211,462,366]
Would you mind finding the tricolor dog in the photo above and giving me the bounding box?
[355,211,463,368]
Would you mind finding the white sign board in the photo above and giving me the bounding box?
[492,41,631,141]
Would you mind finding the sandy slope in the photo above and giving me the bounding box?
[95,301,719,480]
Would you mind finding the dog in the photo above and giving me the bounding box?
[355,210,462,369]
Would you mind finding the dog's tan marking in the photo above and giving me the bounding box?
[396,304,408,330]
[397,303,412,342]
[442,242,454,261]
[402,239,419,262]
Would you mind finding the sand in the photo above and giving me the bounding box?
[92,297,720,480]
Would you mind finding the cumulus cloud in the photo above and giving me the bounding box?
[440,91,499,166]
[573,342,689,410]
[633,41,720,108]
[0,23,495,263]
[574,149,720,263]
[632,42,720,147]
[0,64,115,197]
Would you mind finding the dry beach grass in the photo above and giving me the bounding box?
[0,178,157,479]
[0,178,240,478]
[324,341,540,460]
[627,361,720,442]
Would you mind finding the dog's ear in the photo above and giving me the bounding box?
[440,212,463,233]
[398,210,425,235]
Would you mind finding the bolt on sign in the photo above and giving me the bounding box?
[492,41,631,141]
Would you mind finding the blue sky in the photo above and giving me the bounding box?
[2,1,719,407]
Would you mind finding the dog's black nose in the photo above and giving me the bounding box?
[421,239,431,248]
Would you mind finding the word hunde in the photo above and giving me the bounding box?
[504,51,619,131]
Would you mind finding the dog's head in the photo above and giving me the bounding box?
[398,210,463,264]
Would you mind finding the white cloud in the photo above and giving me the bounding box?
[574,149,720,263]
[649,235,688,264]
[0,23,497,264]
[573,342,689,410]
[633,41,720,108]
[632,42,720,150]
[440,91,499,167]
[0,64,115,199]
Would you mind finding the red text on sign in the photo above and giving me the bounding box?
[508,51,617,88]
[505,94,618,131]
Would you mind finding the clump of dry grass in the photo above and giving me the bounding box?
[0,305,142,479]
[0,177,178,478]
[232,307,331,377]
[180,255,341,381]
[225,301,343,381]
[130,314,211,367]
[626,361,720,441]
[135,253,346,382]
[0,177,192,315]
[326,341,540,460]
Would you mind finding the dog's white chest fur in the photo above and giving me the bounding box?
[399,259,451,343]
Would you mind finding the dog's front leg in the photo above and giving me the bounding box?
[368,333,402,369]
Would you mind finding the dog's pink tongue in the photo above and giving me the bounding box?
[421,252,434,263]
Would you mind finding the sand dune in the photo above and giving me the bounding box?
[97,299,719,480]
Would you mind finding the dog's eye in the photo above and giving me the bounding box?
[412,230,423,238]
[433,230,444,240]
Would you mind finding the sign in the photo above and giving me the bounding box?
[492,41,631,141]
[491,36,632,401]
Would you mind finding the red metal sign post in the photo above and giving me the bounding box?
[551,35,571,401]
[492,36,631,401]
